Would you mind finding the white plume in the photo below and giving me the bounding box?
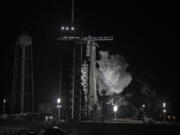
[97,51,132,96]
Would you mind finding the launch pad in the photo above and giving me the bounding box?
[1,117,180,135]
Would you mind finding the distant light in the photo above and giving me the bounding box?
[163,109,166,113]
[65,27,69,30]
[71,27,75,31]
[142,104,146,108]
[163,102,166,108]
[53,126,58,129]
[113,105,118,112]
[57,105,61,108]
[57,98,61,104]
[61,26,65,30]
[3,99,6,104]
[172,115,176,120]
[167,115,171,120]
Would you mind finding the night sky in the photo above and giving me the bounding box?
[0,1,179,115]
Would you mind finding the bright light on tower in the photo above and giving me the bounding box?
[113,105,118,112]
[61,26,65,30]
[163,102,166,108]
[57,98,61,104]
[142,104,146,108]
[71,27,75,31]
[163,109,166,113]
[65,27,69,30]
[3,99,6,104]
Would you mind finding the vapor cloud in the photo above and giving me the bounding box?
[97,51,132,96]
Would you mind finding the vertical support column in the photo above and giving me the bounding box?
[86,40,91,118]
[31,45,34,113]
[81,63,89,118]
[79,44,83,119]
[11,44,18,114]
[59,46,63,120]
[72,44,76,119]
[21,45,26,113]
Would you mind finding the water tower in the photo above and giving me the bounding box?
[11,32,34,113]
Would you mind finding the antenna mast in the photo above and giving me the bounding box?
[72,0,74,24]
